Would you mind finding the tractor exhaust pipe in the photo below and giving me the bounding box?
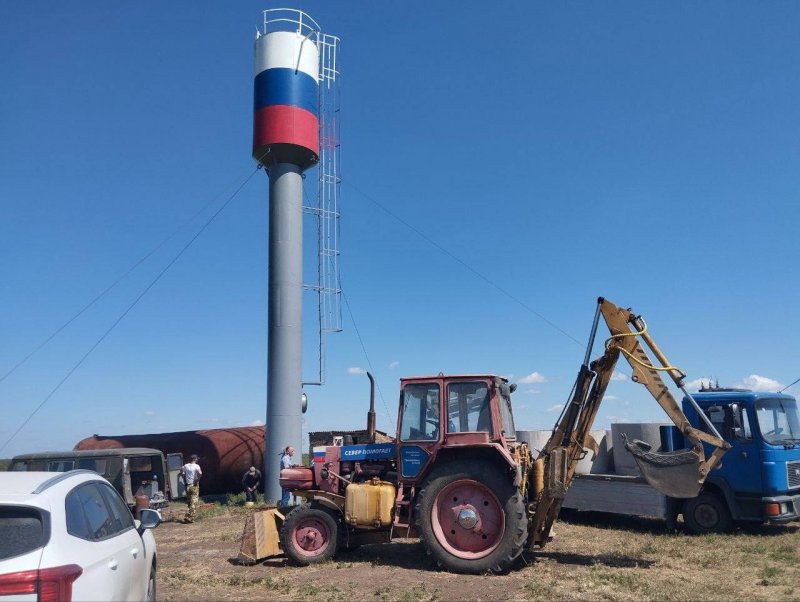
[367,371,376,444]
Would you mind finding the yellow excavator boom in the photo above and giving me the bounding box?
[527,298,730,549]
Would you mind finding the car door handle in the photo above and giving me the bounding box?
[108,559,119,570]
[131,547,140,559]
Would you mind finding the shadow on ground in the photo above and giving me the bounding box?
[530,550,655,568]
[559,509,800,537]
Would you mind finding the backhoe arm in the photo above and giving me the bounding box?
[527,298,730,549]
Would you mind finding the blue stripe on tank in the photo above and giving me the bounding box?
[254,67,318,115]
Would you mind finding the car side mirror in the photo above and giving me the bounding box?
[138,508,162,531]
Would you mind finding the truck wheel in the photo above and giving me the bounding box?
[683,492,732,534]
[415,460,527,574]
[280,505,340,565]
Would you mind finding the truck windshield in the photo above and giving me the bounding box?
[755,398,800,444]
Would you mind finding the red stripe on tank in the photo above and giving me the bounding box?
[253,105,319,155]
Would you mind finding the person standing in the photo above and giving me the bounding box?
[279,446,295,507]
[242,466,261,504]
[180,454,202,523]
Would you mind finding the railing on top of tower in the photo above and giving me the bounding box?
[259,9,342,386]
[260,8,321,41]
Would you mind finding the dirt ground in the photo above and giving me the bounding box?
[154,504,800,601]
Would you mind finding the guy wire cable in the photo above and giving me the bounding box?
[341,288,396,430]
[0,167,259,386]
[0,167,260,454]
[778,376,800,394]
[343,180,583,348]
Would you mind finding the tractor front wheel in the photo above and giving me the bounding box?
[415,460,527,574]
[280,505,340,565]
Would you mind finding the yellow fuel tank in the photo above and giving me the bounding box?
[345,479,395,527]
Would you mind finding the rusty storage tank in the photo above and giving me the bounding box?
[75,426,265,495]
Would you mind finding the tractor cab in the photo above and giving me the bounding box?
[396,375,518,486]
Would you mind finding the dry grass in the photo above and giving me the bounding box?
[154,505,800,601]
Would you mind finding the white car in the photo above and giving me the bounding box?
[0,470,159,601]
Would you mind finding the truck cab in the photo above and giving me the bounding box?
[679,389,800,525]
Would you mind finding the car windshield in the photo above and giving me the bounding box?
[755,397,800,444]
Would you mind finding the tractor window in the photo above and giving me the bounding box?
[400,383,440,441]
[499,389,515,438]
[446,382,491,433]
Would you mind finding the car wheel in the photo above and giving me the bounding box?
[146,565,156,602]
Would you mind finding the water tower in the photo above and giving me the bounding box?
[253,9,341,501]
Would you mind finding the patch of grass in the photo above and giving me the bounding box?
[769,543,797,563]
[522,578,557,598]
[759,564,785,586]
[397,582,438,602]
[295,582,350,600]
[162,569,292,592]
[195,503,229,521]
[741,541,769,556]
[223,491,274,510]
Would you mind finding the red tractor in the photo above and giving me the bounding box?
[242,298,730,573]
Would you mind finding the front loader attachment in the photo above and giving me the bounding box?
[238,508,284,565]
[527,298,730,549]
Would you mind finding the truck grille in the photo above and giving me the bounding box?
[788,461,800,489]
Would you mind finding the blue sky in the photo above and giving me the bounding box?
[1,2,798,457]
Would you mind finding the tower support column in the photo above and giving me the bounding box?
[264,162,304,502]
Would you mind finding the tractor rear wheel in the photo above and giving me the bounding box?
[415,459,527,574]
[280,504,340,565]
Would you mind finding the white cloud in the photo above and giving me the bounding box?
[684,377,710,391]
[251,419,264,426]
[604,395,618,401]
[605,415,631,423]
[347,367,367,375]
[388,361,400,370]
[736,374,784,392]
[545,404,562,412]
[519,371,547,384]
[209,417,220,423]
[525,389,541,395]
[144,410,156,416]
[611,371,628,381]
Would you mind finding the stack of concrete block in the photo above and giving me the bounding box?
[515,429,613,475]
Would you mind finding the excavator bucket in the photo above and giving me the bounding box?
[238,508,284,565]
[622,435,702,498]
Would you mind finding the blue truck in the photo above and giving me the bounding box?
[562,388,800,533]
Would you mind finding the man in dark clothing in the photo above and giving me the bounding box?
[242,466,262,503]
